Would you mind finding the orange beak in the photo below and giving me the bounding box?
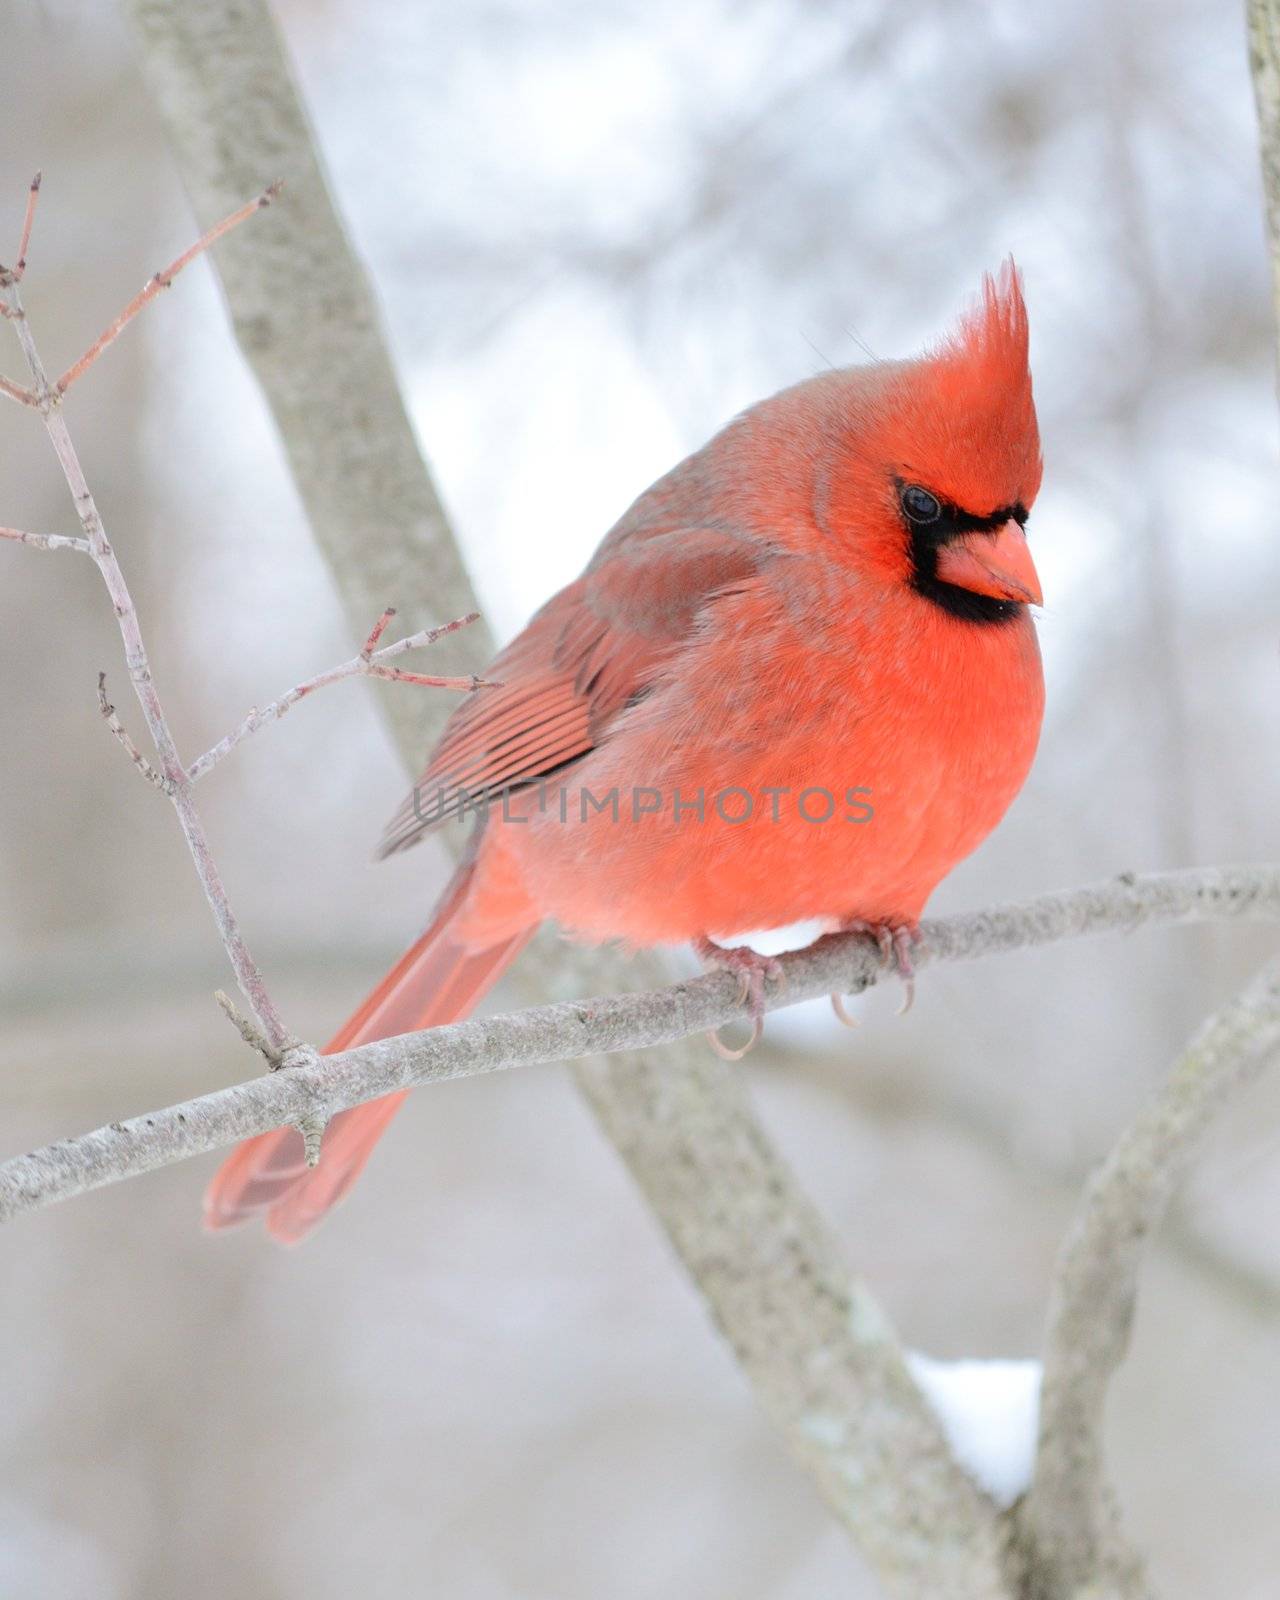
[934,518,1042,607]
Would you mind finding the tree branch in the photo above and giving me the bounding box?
[122,0,494,760]
[0,188,298,1054]
[1250,0,1280,351]
[2,865,1275,1224]
[0,170,42,286]
[0,371,38,407]
[54,182,281,394]
[1,523,90,553]
[186,608,486,783]
[97,671,172,793]
[1019,955,1280,1599]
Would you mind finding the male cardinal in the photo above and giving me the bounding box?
[206,264,1044,1243]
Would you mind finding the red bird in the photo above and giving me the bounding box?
[206,265,1044,1243]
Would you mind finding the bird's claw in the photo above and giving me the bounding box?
[837,919,921,1015]
[694,937,786,1059]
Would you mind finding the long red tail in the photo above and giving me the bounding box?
[203,859,535,1244]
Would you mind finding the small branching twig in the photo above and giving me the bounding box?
[297,1115,326,1169]
[0,373,37,407]
[186,607,489,783]
[215,991,326,1163]
[1,176,479,1148]
[0,524,90,553]
[360,605,397,655]
[0,171,41,315]
[215,988,285,1066]
[0,176,295,1052]
[98,672,171,793]
[375,665,487,689]
[11,171,40,284]
[53,181,281,395]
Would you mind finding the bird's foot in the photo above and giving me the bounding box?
[834,918,921,1019]
[693,936,786,1060]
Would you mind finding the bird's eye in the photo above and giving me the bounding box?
[901,484,942,524]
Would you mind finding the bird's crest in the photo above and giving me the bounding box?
[935,259,1032,406]
[895,260,1041,514]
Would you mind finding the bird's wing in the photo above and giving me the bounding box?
[378,526,772,856]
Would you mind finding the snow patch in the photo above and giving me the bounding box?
[906,1352,1042,1509]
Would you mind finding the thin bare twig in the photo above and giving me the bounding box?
[213,996,326,1158]
[369,664,485,689]
[0,186,295,1053]
[360,605,397,655]
[0,372,37,407]
[2,181,483,1112]
[1,865,1277,1226]
[13,171,40,283]
[360,609,483,659]
[186,608,487,783]
[0,524,90,553]
[1020,955,1280,1599]
[97,672,171,793]
[53,180,281,395]
[214,989,283,1067]
[297,1114,326,1169]
[0,172,41,288]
